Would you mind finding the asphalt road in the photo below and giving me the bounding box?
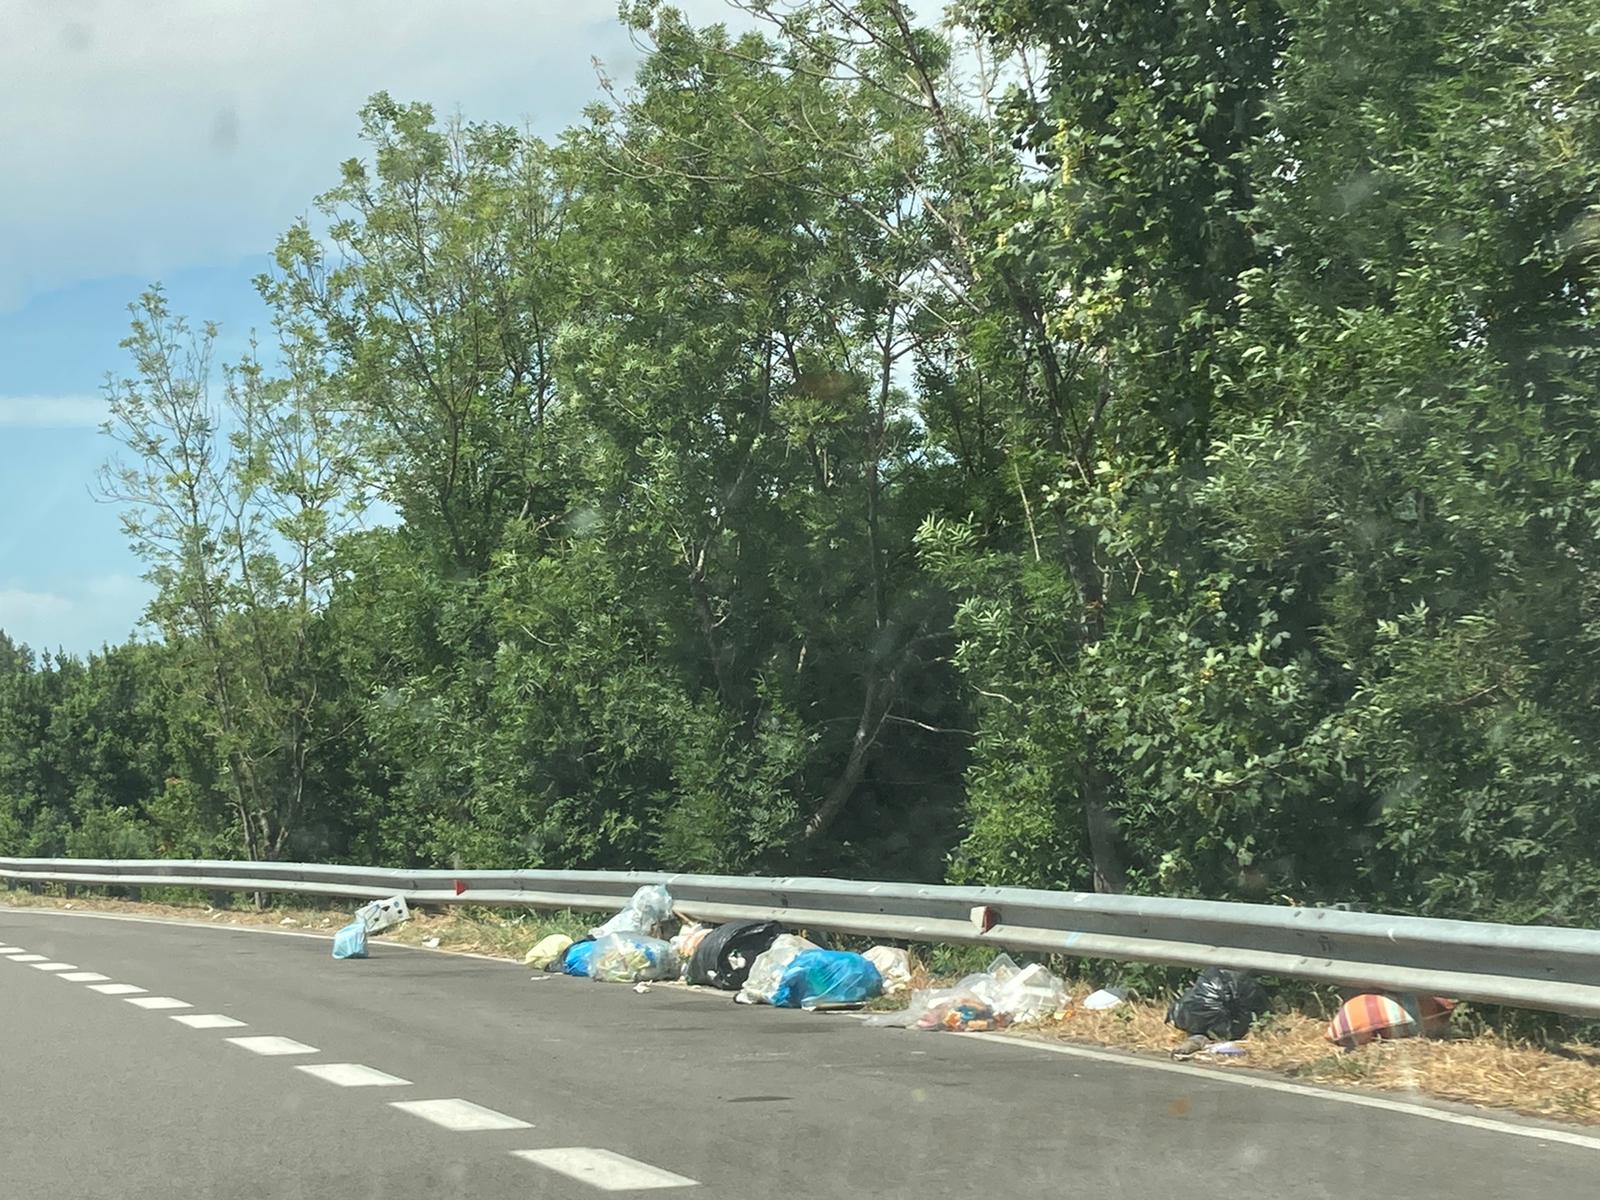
[3,907,1596,1199]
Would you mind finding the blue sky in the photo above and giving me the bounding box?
[0,0,734,655]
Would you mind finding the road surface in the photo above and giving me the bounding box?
[3,906,1595,1198]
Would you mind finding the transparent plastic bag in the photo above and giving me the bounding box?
[591,884,675,938]
[588,932,680,983]
[735,934,817,1004]
[865,953,1066,1030]
[331,919,368,959]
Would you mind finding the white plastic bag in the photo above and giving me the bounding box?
[591,884,675,938]
[735,934,817,1004]
[588,933,680,983]
[355,895,411,934]
[864,946,913,995]
[1083,988,1125,1011]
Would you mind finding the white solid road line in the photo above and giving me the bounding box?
[8,953,48,962]
[512,1148,698,1191]
[226,1036,319,1056]
[296,1063,412,1088]
[170,1013,247,1029]
[125,996,192,1010]
[963,1032,1600,1154]
[87,983,146,995]
[29,961,77,971]
[57,971,110,982]
[389,1099,532,1132]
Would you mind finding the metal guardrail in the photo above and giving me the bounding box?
[4,856,1600,1017]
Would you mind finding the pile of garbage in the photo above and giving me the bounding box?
[331,895,412,959]
[866,953,1068,1032]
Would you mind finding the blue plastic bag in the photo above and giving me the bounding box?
[562,939,600,977]
[332,920,368,959]
[771,949,882,1009]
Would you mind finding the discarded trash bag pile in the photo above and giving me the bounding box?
[591,884,675,939]
[1166,968,1269,1041]
[589,933,680,983]
[867,954,1067,1031]
[771,949,882,1009]
[688,919,786,990]
[736,934,819,1004]
[1326,993,1456,1049]
[333,894,412,960]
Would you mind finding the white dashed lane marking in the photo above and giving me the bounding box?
[57,972,110,982]
[226,1036,318,1056]
[296,1063,411,1088]
[0,946,25,953]
[30,962,77,971]
[389,1099,532,1132]
[512,1148,698,1191]
[125,996,192,1010]
[87,983,146,995]
[8,954,48,962]
[171,1013,247,1029]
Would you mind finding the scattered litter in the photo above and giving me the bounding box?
[422,936,441,949]
[866,954,1067,1031]
[772,949,883,1009]
[63,903,75,910]
[528,974,553,981]
[588,933,679,983]
[524,933,575,969]
[670,922,713,970]
[863,946,912,996]
[355,896,411,933]
[591,884,675,939]
[1167,968,1269,1041]
[633,982,651,994]
[688,919,786,990]
[736,934,819,1004]
[279,917,299,927]
[1083,988,1126,1011]
[1202,1041,1247,1057]
[1326,993,1456,1049]
[331,920,368,959]
[1171,1033,1210,1060]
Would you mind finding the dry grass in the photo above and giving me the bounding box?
[1016,988,1600,1126]
[9,890,1599,1125]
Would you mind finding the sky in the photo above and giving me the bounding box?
[0,0,737,656]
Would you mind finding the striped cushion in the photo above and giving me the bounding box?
[1326,993,1456,1048]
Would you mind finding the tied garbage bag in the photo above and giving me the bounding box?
[332,919,368,959]
[524,933,574,969]
[735,934,818,1004]
[688,919,786,990]
[355,896,410,934]
[591,884,675,939]
[863,946,913,996]
[771,949,883,1009]
[1167,968,1269,1040]
[588,933,680,983]
[561,938,600,977]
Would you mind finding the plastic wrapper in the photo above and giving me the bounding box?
[1167,968,1269,1040]
[591,884,675,938]
[588,933,680,983]
[355,895,410,933]
[735,934,818,1004]
[331,919,368,959]
[688,919,786,990]
[524,933,574,969]
[670,922,713,971]
[1083,988,1125,1011]
[771,949,883,1009]
[863,946,913,995]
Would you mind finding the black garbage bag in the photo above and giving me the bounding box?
[687,919,786,990]
[1166,968,1270,1040]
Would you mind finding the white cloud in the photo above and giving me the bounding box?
[0,0,741,310]
[0,575,151,655]
[0,393,107,428]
